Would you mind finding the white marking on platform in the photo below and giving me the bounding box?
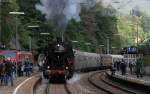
[116,74,150,84]
[13,75,36,94]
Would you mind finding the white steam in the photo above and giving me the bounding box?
[36,0,96,31]
[36,0,81,21]
[67,73,80,84]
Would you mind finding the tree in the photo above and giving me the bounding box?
[65,4,120,52]
[0,0,19,49]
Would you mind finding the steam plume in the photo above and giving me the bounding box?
[36,0,96,32]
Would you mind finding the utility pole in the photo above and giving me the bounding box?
[106,38,110,54]
[40,32,50,49]
[29,37,32,52]
[72,41,79,49]
[61,30,64,42]
[0,1,1,45]
[136,19,139,47]
[15,16,18,49]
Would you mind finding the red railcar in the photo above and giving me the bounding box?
[0,50,33,63]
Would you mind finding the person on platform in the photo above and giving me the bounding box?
[120,59,127,75]
[0,58,5,85]
[111,60,117,75]
[29,61,33,74]
[18,62,21,76]
[21,62,25,76]
[12,62,16,80]
[136,57,144,78]
[24,57,31,77]
[129,61,134,74]
[5,59,14,86]
[0,58,3,85]
[116,59,121,71]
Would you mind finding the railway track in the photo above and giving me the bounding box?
[78,72,108,94]
[34,71,143,94]
[46,83,71,94]
[44,72,100,94]
[88,71,137,94]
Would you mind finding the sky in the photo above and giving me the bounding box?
[97,0,150,16]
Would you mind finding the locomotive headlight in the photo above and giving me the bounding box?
[57,44,60,47]
[47,66,50,69]
[66,67,68,70]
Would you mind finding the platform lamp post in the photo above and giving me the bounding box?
[99,45,104,63]
[40,32,50,46]
[9,12,24,77]
[85,42,91,52]
[113,33,122,54]
[71,41,79,50]
[111,46,116,54]
[106,33,122,55]
[9,12,25,50]
[99,45,104,54]
[28,25,40,52]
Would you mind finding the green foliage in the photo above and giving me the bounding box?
[117,15,146,47]
[115,9,150,64]
[2,0,150,57]
[1,0,19,47]
[138,37,150,66]
[16,0,51,52]
[65,4,120,53]
[0,1,123,53]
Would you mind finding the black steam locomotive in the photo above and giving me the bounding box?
[43,37,75,82]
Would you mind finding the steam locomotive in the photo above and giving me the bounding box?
[42,38,75,82]
[39,38,124,82]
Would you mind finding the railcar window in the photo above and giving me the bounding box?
[0,55,5,59]
[1,51,16,58]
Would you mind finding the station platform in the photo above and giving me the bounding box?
[115,72,150,85]
[0,67,39,94]
[107,71,150,87]
[106,71,150,93]
[0,76,28,94]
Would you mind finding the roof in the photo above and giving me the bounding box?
[101,54,124,58]
[110,55,124,58]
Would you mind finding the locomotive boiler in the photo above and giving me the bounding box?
[43,38,75,82]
